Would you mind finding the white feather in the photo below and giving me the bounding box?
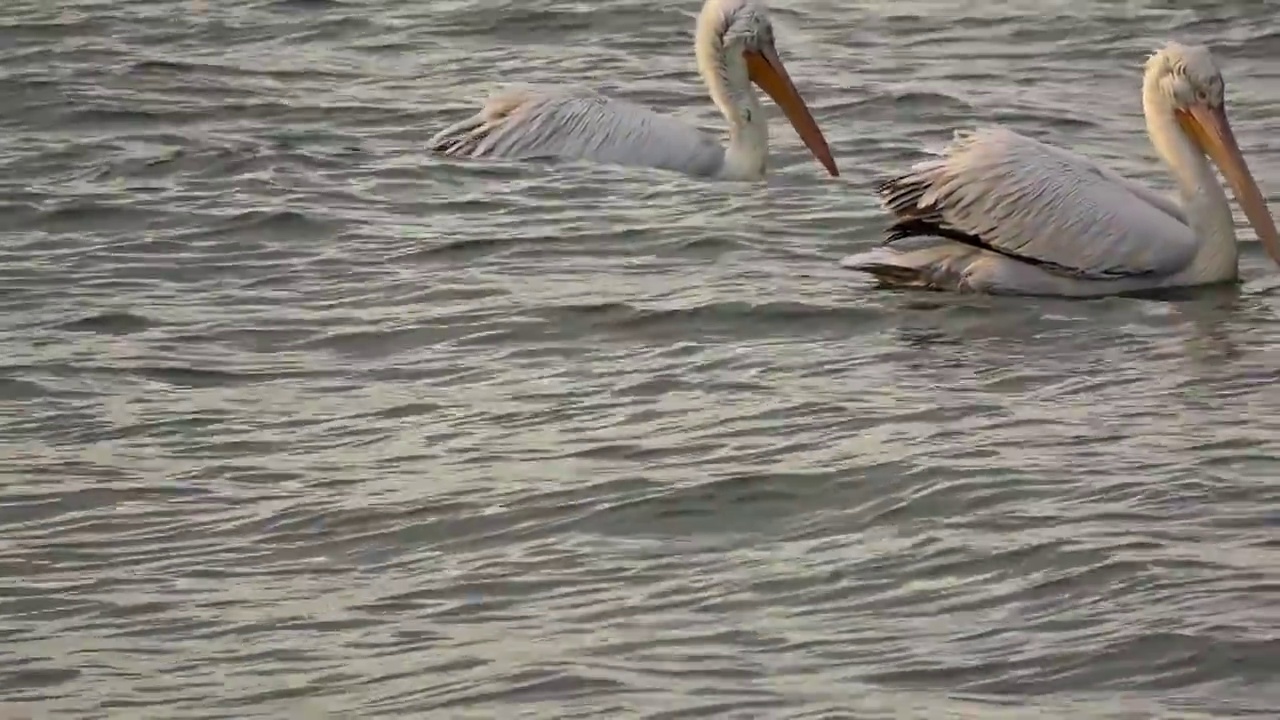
[428,86,728,177]
[879,127,1200,279]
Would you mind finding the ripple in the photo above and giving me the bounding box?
[55,311,155,335]
[3,0,1280,717]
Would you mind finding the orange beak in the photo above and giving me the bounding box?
[1177,102,1280,267]
[744,42,839,177]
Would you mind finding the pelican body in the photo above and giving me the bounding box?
[842,42,1280,297]
[428,0,838,180]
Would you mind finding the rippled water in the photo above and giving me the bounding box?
[3,0,1280,717]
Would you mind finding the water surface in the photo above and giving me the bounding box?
[2,0,1279,717]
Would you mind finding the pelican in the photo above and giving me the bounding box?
[841,42,1280,297]
[428,0,838,180]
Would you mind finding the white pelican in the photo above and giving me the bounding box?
[841,42,1280,297]
[428,0,838,180]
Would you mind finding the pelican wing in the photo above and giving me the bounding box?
[429,87,727,177]
[879,126,1199,279]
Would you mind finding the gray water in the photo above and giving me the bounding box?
[3,0,1280,717]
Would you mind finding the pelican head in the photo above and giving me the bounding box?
[1145,42,1280,266]
[695,0,838,177]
